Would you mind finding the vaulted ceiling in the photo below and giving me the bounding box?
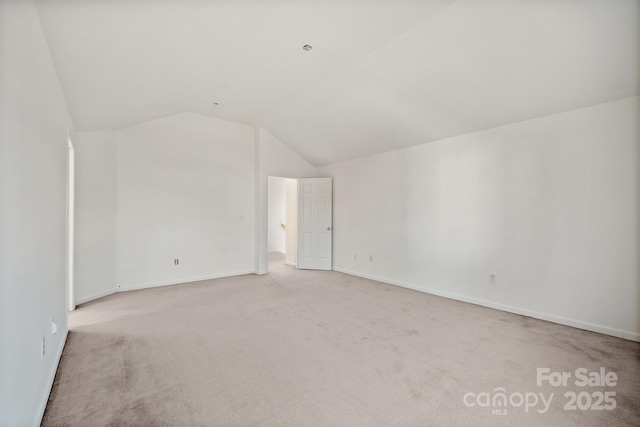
[36,0,639,166]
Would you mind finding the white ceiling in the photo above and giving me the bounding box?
[36,0,638,166]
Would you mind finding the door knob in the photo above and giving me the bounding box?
[327,226,332,231]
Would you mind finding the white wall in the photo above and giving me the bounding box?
[0,0,75,425]
[319,97,640,341]
[255,127,316,274]
[72,122,313,295]
[285,179,298,267]
[267,177,286,253]
[74,132,117,303]
[116,113,255,290]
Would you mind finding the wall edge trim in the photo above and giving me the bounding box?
[332,267,640,342]
[117,270,256,292]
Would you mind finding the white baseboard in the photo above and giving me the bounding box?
[117,269,256,292]
[35,329,68,427]
[76,270,256,305]
[332,267,640,342]
[284,262,296,267]
[75,288,117,305]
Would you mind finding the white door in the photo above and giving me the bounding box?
[297,178,332,270]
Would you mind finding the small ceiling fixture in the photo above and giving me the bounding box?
[303,45,312,51]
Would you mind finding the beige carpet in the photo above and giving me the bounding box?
[43,254,639,426]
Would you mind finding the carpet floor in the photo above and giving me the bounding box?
[43,255,640,426]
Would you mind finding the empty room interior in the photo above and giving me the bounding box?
[1,0,640,426]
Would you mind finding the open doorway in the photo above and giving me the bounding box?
[267,176,298,271]
[67,136,76,312]
[266,176,333,273]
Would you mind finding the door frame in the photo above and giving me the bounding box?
[66,134,76,311]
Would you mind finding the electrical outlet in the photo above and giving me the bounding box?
[489,274,496,284]
[174,259,179,266]
[369,255,373,262]
[51,318,57,335]
[41,335,46,358]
